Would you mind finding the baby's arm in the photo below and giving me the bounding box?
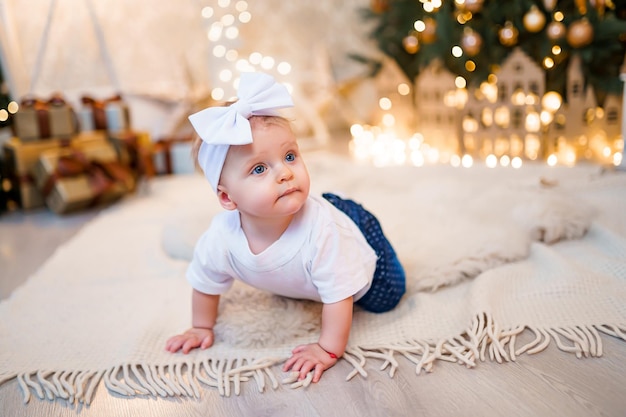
[282,296,353,383]
[165,289,220,354]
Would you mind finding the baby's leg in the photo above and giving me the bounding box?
[322,193,406,313]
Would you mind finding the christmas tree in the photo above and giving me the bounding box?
[0,61,12,129]
[363,0,626,105]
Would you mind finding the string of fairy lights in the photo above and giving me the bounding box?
[199,0,293,101]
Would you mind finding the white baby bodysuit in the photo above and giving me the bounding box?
[187,194,377,304]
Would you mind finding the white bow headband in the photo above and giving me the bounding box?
[188,72,294,193]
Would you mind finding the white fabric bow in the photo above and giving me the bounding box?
[187,72,294,192]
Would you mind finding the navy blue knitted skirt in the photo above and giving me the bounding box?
[322,193,406,313]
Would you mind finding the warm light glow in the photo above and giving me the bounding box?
[411,150,425,167]
[249,52,262,65]
[398,83,411,95]
[603,146,612,158]
[225,49,238,61]
[7,101,18,113]
[455,77,467,89]
[225,26,239,39]
[414,20,426,31]
[0,109,8,122]
[277,62,291,75]
[554,11,564,21]
[462,115,479,133]
[208,23,223,41]
[235,59,253,72]
[540,110,553,125]
[202,6,214,18]
[379,97,392,110]
[350,124,364,137]
[552,45,561,55]
[525,112,541,132]
[614,152,623,166]
[564,149,577,166]
[211,87,225,100]
[450,154,461,167]
[494,106,510,127]
[261,56,275,69]
[542,91,562,112]
[219,69,233,82]
[500,155,510,167]
[213,45,226,57]
[543,57,554,69]
[461,154,473,168]
[218,0,231,7]
[547,154,558,166]
[452,46,463,57]
[238,11,251,23]
[511,157,523,169]
[235,0,248,12]
[382,113,396,127]
[221,14,235,26]
[481,82,498,103]
[485,154,498,168]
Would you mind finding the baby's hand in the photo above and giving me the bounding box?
[282,343,338,383]
[165,327,214,354]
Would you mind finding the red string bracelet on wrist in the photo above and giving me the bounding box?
[319,345,338,359]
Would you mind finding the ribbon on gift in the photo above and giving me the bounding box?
[17,93,76,139]
[81,94,124,130]
[41,151,134,208]
[18,97,51,138]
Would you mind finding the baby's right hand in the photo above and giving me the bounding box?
[165,327,214,354]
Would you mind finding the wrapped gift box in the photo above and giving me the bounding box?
[2,132,108,209]
[35,143,135,214]
[44,165,132,215]
[108,130,154,180]
[80,94,131,133]
[12,95,77,141]
[152,135,195,175]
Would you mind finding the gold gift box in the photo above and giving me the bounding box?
[35,143,135,215]
[1,132,108,209]
[108,130,153,180]
[45,173,129,215]
[12,98,77,142]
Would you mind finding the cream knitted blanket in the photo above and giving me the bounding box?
[1,152,625,404]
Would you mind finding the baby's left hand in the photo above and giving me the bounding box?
[282,343,338,383]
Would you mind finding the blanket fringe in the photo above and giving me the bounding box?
[12,315,626,404]
[344,314,626,380]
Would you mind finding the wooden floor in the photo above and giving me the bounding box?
[1,203,626,417]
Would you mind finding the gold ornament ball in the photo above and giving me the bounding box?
[542,0,557,11]
[567,19,594,48]
[403,34,420,54]
[546,21,566,40]
[371,0,389,13]
[523,6,546,33]
[421,17,437,44]
[461,29,482,56]
[463,0,484,13]
[499,22,519,47]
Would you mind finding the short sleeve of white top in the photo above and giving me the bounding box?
[186,194,377,304]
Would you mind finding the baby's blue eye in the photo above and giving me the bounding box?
[285,152,296,162]
[253,165,266,175]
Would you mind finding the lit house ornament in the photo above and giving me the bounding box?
[349,48,623,168]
